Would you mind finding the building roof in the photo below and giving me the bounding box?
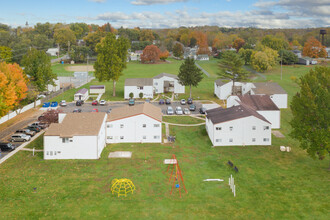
[125,78,153,86]
[153,73,178,80]
[107,103,162,122]
[215,79,229,86]
[252,82,287,95]
[238,95,279,111]
[75,88,88,95]
[90,85,105,89]
[45,112,106,137]
[206,103,270,125]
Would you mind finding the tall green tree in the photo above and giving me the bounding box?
[177,57,203,98]
[279,49,298,65]
[94,33,129,96]
[261,35,289,51]
[290,66,330,167]
[69,45,92,63]
[218,50,247,94]
[21,48,57,92]
[173,43,183,58]
[54,27,76,51]
[0,46,12,62]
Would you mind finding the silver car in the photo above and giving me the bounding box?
[167,106,174,115]
[183,108,190,115]
[175,106,183,115]
[11,134,31,142]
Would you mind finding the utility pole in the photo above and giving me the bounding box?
[86,55,89,83]
[280,50,283,80]
[67,41,71,55]
[57,43,60,58]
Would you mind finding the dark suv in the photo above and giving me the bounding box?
[0,143,16,152]
[76,100,83,106]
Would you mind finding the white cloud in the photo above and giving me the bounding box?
[88,0,106,3]
[131,0,188,6]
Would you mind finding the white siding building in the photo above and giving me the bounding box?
[124,78,154,99]
[47,79,60,93]
[74,88,89,101]
[106,103,162,143]
[153,73,185,94]
[227,95,281,129]
[205,104,272,146]
[90,85,105,94]
[214,79,254,100]
[44,113,107,160]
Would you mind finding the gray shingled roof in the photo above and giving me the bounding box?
[238,95,279,111]
[125,78,153,86]
[153,73,178,80]
[215,79,229,86]
[206,103,270,125]
[75,88,88,95]
[252,82,287,95]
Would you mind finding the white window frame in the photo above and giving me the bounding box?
[229,138,233,142]
[252,126,256,130]
[229,126,233,131]
[120,124,124,128]
[120,136,124,140]
[263,138,269,142]
[62,138,69,143]
[263,126,269,130]
[143,136,146,139]
[154,124,160,127]
[216,139,222,142]
[252,138,256,142]
[216,127,221,131]
[143,124,146,128]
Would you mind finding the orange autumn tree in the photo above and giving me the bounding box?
[0,62,28,117]
[159,50,169,61]
[141,45,161,63]
[233,38,245,52]
[303,37,327,58]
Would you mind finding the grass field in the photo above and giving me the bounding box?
[163,116,205,124]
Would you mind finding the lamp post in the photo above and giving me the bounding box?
[280,49,283,80]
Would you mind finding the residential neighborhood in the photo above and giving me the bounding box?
[0,0,329,219]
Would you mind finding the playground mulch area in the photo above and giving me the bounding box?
[0,125,329,219]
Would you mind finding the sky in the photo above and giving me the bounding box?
[0,0,329,29]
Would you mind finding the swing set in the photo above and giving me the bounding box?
[164,154,187,198]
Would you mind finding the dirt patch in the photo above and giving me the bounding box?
[65,65,95,72]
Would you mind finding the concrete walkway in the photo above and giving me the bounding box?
[195,63,210,77]
[21,148,44,152]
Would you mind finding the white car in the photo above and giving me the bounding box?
[60,100,67,107]
[167,106,174,115]
[175,106,183,115]
[180,99,186,105]
[99,100,106,106]
[183,108,190,115]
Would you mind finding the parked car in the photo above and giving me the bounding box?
[180,99,186,105]
[99,100,106,105]
[159,99,165,105]
[92,108,99,113]
[73,108,82,113]
[175,106,183,115]
[0,142,16,152]
[11,134,31,142]
[189,104,196,111]
[15,129,35,137]
[42,102,50,108]
[30,122,46,129]
[183,108,190,115]
[76,100,83,106]
[145,99,150,103]
[25,126,41,133]
[92,100,98,106]
[199,107,206,114]
[60,100,67,107]
[165,99,171,105]
[129,99,135,106]
[187,98,193,104]
[107,108,112,114]
[167,106,174,115]
[51,101,58,107]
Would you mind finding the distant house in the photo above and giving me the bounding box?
[214,80,288,108]
[74,88,89,101]
[90,85,105,94]
[153,73,185,94]
[46,48,59,56]
[106,103,162,143]
[124,78,154,99]
[205,104,272,146]
[298,57,317,65]
[196,54,209,61]
[227,94,281,129]
[44,113,107,159]
[292,50,302,58]
[326,48,330,58]
[129,52,141,61]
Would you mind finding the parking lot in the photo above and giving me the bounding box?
[58,100,203,115]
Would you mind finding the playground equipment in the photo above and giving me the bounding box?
[164,154,187,198]
[111,178,136,197]
[229,175,236,197]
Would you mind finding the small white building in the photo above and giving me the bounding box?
[124,78,154,99]
[205,104,272,146]
[129,52,141,61]
[196,54,209,61]
[106,103,162,143]
[46,48,59,56]
[74,88,89,101]
[227,94,280,129]
[90,85,105,94]
[44,112,107,159]
[214,79,254,100]
[153,73,185,94]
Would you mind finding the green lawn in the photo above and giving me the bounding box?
[163,116,205,124]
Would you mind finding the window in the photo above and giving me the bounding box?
[154,82,158,86]
[154,124,160,127]
[50,151,53,156]
[229,138,233,142]
[263,138,269,142]
[137,86,143,90]
[69,139,73,142]
[107,124,113,128]
[120,124,124,128]
[216,127,222,131]
[143,124,146,128]
[154,136,160,139]
[107,136,113,140]
[46,151,49,155]
[252,126,256,130]
[263,126,269,130]
[229,126,233,131]
[62,138,69,143]
[143,136,146,139]
[216,139,222,142]
[120,136,124,140]
[252,138,256,142]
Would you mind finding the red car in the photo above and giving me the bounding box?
[92,108,98,113]
[92,100,98,106]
